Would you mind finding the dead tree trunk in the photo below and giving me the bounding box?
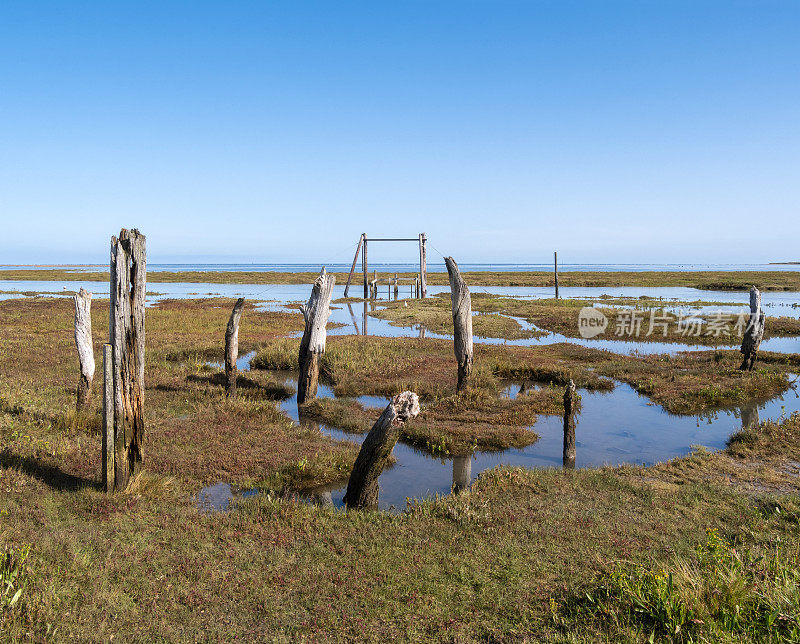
[73,288,95,412]
[563,379,576,469]
[109,228,146,491]
[343,391,420,509]
[225,297,245,398]
[102,344,114,492]
[445,256,473,392]
[298,268,335,404]
[740,286,766,371]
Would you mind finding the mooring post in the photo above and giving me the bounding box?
[445,256,473,392]
[452,456,472,492]
[102,343,114,493]
[298,268,335,404]
[343,391,420,509]
[109,228,146,491]
[554,251,559,300]
[419,232,427,298]
[362,234,368,299]
[344,234,364,298]
[563,379,576,469]
[224,297,245,398]
[740,285,766,371]
[393,274,399,299]
[73,287,95,412]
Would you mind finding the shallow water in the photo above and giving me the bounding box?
[218,369,800,512]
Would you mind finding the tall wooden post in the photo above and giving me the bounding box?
[740,286,766,371]
[102,344,114,492]
[344,234,364,298]
[554,251,559,300]
[452,456,471,492]
[109,228,146,491]
[362,234,368,299]
[73,288,95,412]
[419,232,427,298]
[225,297,245,398]
[563,380,576,469]
[343,391,420,509]
[445,256,473,392]
[298,268,335,404]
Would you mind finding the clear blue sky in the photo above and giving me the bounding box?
[1,1,798,265]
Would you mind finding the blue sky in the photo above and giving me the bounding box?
[1,1,798,265]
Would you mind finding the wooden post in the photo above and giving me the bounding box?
[362,299,369,336]
[109,228,146,491]
[563,379,576,469]
[393,274,399,299]
[224,297,245,398]
[362,235,368,299]
[298,268,335,404]
[740,286,766,371]
[73,287,95,412]
[343,391,420,509]
[554,251,559,300]
[419,232,427,298]
[444,256,473,392]
[452,455,471,492]
[102,344,114,493]
[344,234,364,298]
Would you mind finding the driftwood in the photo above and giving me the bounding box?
[563,380,576,468]
[298,268,335,403]
[224,298,245,398]
[343,391,420,509]
[445,256,473,392]
[109,228,147,491]
[101,344,114,492]
[740,286,766,371]
[73,288,95,411]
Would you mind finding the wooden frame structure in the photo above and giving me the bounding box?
[343,233,428,299]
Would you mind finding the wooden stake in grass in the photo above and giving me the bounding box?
[109,228,146,491]
[102,343,114,492]
[445,256,473,392]
[73,287,95,412]
[554,251,559,300]
[343,391,420,509]
[298,268,335,404]
[224,297,245,398]
[740,286,766,371]
[563,379,576,469]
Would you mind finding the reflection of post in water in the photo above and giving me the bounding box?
[346,302,360,335]
[362,299,369,336]
[418,324,426,339]
[563,380,576,469]
[740,401,760,430]
[452,455,472,492]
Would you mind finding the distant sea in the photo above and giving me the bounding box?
[3,263,798,273]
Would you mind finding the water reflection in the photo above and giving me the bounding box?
[452,456,472,492]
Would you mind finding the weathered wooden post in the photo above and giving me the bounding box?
[445,256,473,392]
[554,251,559,300]
[101,344,114,492]
[563,379,576,469]
[419,232,427,298]
[224,297,245,398]
[452,455,471,492]
[362,234,369,299]
[109,228,146,491]
[343,391,420,509]
[393,274,399,299]
[73,288,95,412]
[298,268,335,404]
[362,299,369,336]
[740,286,766,371]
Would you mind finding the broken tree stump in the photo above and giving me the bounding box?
[445,256,473,392]
[452,455,472,493]
[224,297,245,398]
[343,391,420,509]
[298,268,335,404]
[109,228,147,491]
[73,287,95,412]
[740,286,766,371]
[563,379,576,469]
